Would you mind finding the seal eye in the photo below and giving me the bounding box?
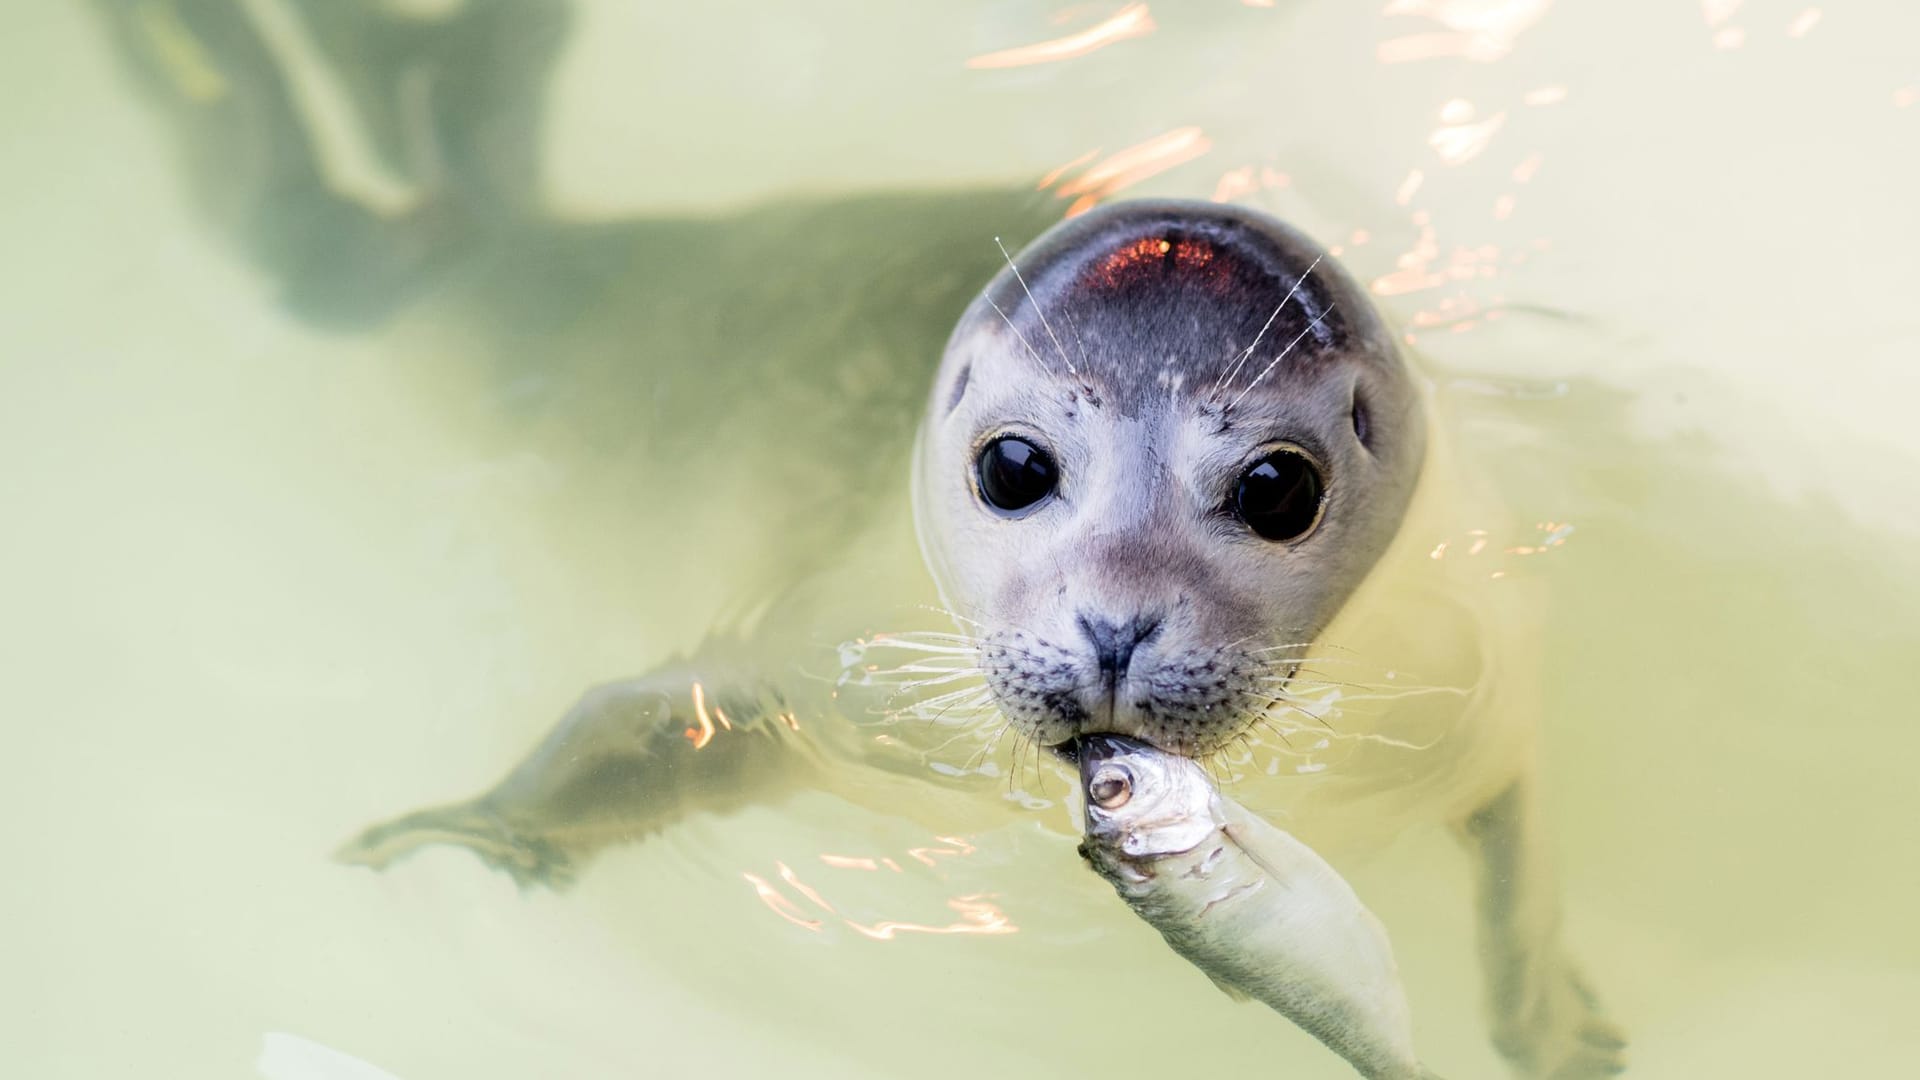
[1089,765,1132,809]
[976,436,1057,514]
[1235,448,1325,541]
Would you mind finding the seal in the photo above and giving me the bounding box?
[287,199,1622,1079]
[98,5,1620,1076]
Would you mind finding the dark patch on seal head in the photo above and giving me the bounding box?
[1351,389,1372,451]
[967,201,1393,416]
[1086,235,1228,290]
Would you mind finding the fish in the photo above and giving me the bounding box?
[1076,735,1444,1080]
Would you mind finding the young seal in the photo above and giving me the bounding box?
[97,5,1625,1075]
[329,198,1623,1079]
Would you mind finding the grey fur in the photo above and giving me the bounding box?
[916,202,1426,754]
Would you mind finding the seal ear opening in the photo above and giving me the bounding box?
[944,363,972,416]
[1350,388,1373,452]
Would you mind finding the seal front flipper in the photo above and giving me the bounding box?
[335,655,816,889]
[1455,780,1628,1079]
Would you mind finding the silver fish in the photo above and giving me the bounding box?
[1078,736,1444,1080]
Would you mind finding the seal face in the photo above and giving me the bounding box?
[914,200,1426,755]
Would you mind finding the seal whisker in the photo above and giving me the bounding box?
[915,604,992,630]
[1248,653,1379,667]
[1253,687,1336,726]
[1251,640,1358,654]
[1227,305,1337,412]
[921,714,990,757]
[898,676,990,703]
[1317,686,1473,705]
[897,682,994,711]
[929,707,995,733]
[1006,728,1030,796]
[983,292,1053,373]
[1027,733,1052,799]
[855,628,1070,671]
[1255,671,1439,694]
[862,638,983,654]
[1209,253,1322,399]
[863,660,981,680]
[873,634,983,647]
[1061,302,1092,371]
[1246,659,1372,676]
[957,718,1014,773]
[995,236,1079,378]
[882,668,987,690]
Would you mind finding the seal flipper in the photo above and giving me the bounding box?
[336,657,816,889]
[335,801,577,890]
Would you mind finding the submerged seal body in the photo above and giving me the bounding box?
[300,197,1620,1079]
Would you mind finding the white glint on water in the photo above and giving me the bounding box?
[258,1034,405,1080]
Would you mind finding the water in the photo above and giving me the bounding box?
[4,1,1918,1077]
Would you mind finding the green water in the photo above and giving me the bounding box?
[3,2,1917,1077]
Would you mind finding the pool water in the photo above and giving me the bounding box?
[3,2,1917,1077]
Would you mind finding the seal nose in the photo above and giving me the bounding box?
[1077,613,1163,685]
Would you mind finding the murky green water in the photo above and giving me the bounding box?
[4,2,1917,1077]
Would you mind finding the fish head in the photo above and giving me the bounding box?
[1078,734,1221,861]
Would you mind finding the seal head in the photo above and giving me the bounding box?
[914,200,1425,756]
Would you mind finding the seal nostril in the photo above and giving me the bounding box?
[1077,613,1164,683]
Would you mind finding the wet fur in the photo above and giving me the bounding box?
[916,202,1425,754]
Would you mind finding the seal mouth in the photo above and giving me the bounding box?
[978,629,1270,761]
[1045,725,1219,761]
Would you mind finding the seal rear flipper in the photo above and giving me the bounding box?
[334,801,577,890]
[337,656,822,890]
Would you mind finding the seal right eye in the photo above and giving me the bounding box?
[976,436,1057,514]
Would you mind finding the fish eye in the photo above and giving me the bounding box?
[1088,764,1133,809]
[976,435,1058,515]
[1234,446,1325,542]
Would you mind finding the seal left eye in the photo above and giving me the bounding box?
[1235,448,1325,541]
[976,436,1057,514]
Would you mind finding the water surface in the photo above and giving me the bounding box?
[3,2,1917,1077]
